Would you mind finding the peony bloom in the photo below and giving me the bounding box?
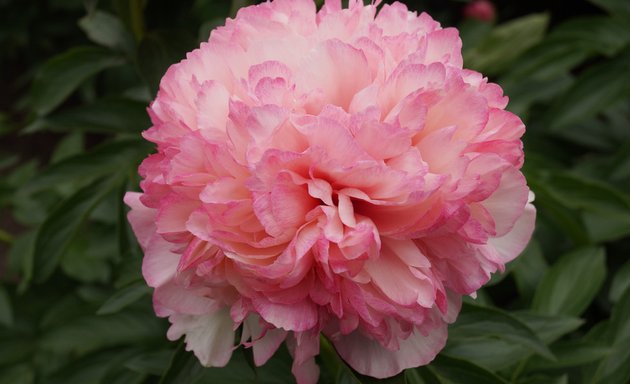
[125,0,535,382]
[463,0,496,23]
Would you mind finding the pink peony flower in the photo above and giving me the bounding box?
[125,0,535,381]
[463,0,496,23]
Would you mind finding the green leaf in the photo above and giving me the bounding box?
[79,10,135,53]
[550,115,621,151]
[526,177,589,246]
[60,224,116,283]
[511,240,548,301]
[518,374,568,384]
[40,310,165,355]
[405,368,443,384]
[502,39,588,82]
[44,348,139,384]
[40,293,90,329]
[513,312,584,344]
[427,355,508,384]
[20,139,149,194]
[97,281,151,315]
[102,369,145,384]
[448,303,554,360]
[0,286,13,327]
[125,349,174,375]
[464,13,549,76]
[11,233,36,293]
[0,338,36,365]
[525,340,611,371]
[0,152,18,172]
[540,172,630,242]
[159,343,291,384]
[591,288,630,383]
[319,335,361,384]
[532,247,606,316]
[77,285,112,304]
[159,343,211,384]
[32,177,121,283]
[459,19,493,52]
[607,286,630,344]
[609,260,630,303]
[25,98,150,134]
[549,16,630,57]
[442,337,531,371]
[29,47,124,116]
[547,49,630,129]
[0,364,35,384]
[50,132,84,163]
[113,253,143,288]
[502,74,572,117]
[504,15,630,84]
[582,207,630,243]
[587,0,630,17]
[610,148,630,182]
[542,172,630,213]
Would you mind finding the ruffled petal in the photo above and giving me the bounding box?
[167,309,235,367]
[332,323,447,378]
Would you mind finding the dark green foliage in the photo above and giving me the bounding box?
[1,0,629,383]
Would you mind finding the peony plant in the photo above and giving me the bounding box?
[126,0,535,382]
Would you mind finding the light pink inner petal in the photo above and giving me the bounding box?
[295,39,373,112]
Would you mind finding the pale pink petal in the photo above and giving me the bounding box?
[167,309,235,367]
[253,297,318,332]
[195,80,230,133]
[241,314,288,365]
[253,327,287,366]
[292,357,319,384]
[332,323,447,378]
[142,235,180,288]
[154,280,220,317]
[295,39,373,111]
[287,332,320,384]
[488,198,536,263]
[423,28,463,68]
[364,245,435,307]
[355,120,412,160]
[482,167,529,236]
[124,192,156,250]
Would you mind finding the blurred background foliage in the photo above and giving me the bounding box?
[1,0,630,383]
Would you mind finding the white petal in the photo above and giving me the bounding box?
[167,308,235,367]
[488,201,536,263]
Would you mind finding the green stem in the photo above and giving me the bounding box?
[319,335,342,377]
